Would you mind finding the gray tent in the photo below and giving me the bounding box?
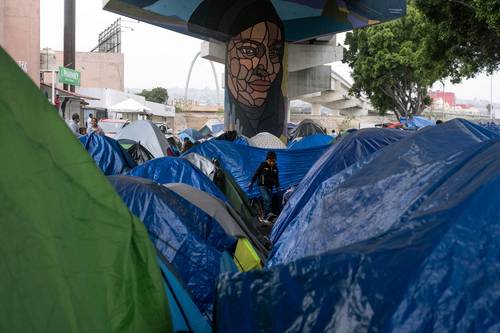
[182,153,216,180]
[164,183,269,259]
[115,120,172,158]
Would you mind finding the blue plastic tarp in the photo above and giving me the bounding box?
[109,176,236,321]
[185,140,329,198]
[480,122,500,135]
[288,134,333,149]
[271,128,411,245]
[181,128,204,141]
[400,116,435,129]
[269,119,498,267]
[79,133,136,175]
[127,157,227,201]
[179,132,196,144]
[215,120,500,332]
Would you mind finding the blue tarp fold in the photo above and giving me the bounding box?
[400,116,435,129]
[186,140,329,198]
[128,157,227,201]
[215,119,500,332]
[79,133,136,175]
[271,128,411,245]
[109,176,236,321]
[287,134,333,149]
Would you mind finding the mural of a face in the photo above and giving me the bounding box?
[227,21,283,108]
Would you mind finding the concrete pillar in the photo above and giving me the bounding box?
[224,20,288,138]
[311,103,321,116]
[1,0,40,85]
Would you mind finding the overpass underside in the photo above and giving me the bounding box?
[104,0,405,136]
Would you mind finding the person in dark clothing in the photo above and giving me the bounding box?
[249,151,280,220]
[182,137,194,153]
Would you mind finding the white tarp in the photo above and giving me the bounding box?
[145,101,175,118]
[248,132,287,149]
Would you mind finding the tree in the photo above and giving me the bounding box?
[343,5,443,119]
[138,87,169,104]
[414,0,500,81]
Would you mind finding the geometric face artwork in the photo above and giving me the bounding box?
[225,20,286,137]
[227,22,282,108]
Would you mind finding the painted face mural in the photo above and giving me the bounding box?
[187,0,287,137]
[225,18,286,138]
[227,21,282,108]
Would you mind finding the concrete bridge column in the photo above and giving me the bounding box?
[311,103,321,116]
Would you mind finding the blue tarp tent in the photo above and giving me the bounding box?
[109,176,236,321]
[79,132,136,175]
[400,116,435,129]
[128,157,227,201]
[186,140,329,198]
[269,119,498,266]
[288,134,333,149]
[180,128,204,142]
[215,120,500,333]
[271,128,411,245]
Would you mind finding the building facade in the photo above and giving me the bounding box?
[41,50,125,91]
[0,0,40,85]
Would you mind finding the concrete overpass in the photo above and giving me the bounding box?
[296,70,374,117]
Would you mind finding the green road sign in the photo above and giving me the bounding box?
[58,66,81,86]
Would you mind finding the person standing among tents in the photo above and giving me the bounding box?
[249,151,280,220]
[86,113,93,131]
[68,113,81,137]
[88,117,104,136]
[182,137,194,153]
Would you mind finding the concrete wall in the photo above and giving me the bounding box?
[0,0,40,85]
[42,51,125,91]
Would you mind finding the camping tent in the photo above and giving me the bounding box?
[115,120,174,158]
[288,119,326,140]
[182,153,262,235]
[272,128,411,245]
[199,120,224,137]
[214,121,500,333]
[80,132,137,175]
[248,132,287,149]
[128,156,227,201]
[186,140,329,198]
[118,138,155,165]
[0,47,170,332]
[108,98,151,114]
[269,119,498,266]
[180,128,204,143]
[165,183,268,261]
[109,176,237,321]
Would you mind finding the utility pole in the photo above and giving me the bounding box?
[64,0,76,92]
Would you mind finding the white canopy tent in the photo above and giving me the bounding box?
[108,98,151,114]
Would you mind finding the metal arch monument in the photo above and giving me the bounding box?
[104,0,406,137]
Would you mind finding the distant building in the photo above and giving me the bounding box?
[41,49,124,91]
[429,90,456,110]
[0,0,40,85]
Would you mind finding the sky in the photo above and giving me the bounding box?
[40,0,500,103]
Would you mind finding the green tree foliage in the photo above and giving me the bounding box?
[343,5,442,118]
[138,87,169,104]
[415,0,500,81]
